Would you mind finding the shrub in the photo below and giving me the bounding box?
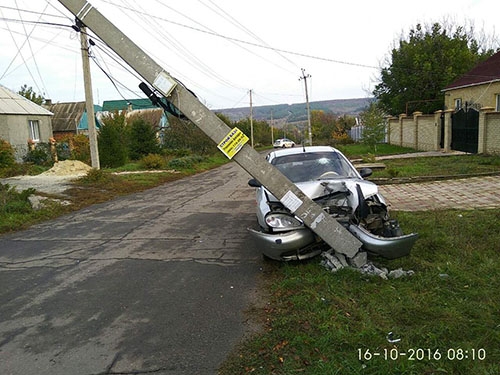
[167,155,205,170]
[69,134,91,164]
[0,184,35,214]
[79,168,107,183]
[0,139,16,168]
[139,154,166,170]
[23,143,52,166]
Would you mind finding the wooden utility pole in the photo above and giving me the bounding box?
[79,23,100,169]
[57,0,361,257]
[249,89,254,148]
[299,68,312,146]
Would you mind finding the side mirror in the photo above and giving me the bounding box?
[359,167,373,178]
[248,178,262,188]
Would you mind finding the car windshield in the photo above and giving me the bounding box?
[271,151,359,182]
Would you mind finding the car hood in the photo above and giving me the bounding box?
[266,178,379,202]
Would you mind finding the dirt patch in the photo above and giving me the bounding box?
[1,161,92,196]
[40,160,92,177]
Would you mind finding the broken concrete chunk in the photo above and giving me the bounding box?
[388,268,406,279]
[335,252,349,268]
[348,251,368,268]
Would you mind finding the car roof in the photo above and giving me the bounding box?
[267,145,341,160]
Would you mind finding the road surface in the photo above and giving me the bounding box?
[0,162,262,375]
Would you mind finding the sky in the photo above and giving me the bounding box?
[0,0,498,111]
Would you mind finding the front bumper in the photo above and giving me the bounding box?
[348,224,419,259]
[248,224,418,261]
[247,228,320,261]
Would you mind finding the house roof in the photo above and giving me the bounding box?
[102,98,156,112]
[444,51,500,91]
[46,101,86,132]
[45,102,103,132]
[0,84,53,116]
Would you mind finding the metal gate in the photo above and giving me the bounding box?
[451,107,479,153]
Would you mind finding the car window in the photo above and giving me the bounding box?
[271,151,358,182]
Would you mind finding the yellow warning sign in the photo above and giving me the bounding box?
[217,127,249,159]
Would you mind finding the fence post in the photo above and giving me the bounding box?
[443,109,454,152]
[413,111,422,150]
[398,113,406,147]
[434,110,442,151]
[478,107,495,154]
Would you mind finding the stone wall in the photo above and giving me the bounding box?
[482,111,500,154]
[387,108,500,154]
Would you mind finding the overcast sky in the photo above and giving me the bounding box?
[0,0,498,111]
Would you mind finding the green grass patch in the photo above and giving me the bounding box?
[371,154,500,179]
[220,209,500,375]
[0,155,229,235]
[337,144,417,159]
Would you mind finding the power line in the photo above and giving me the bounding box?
[13,0,51,98]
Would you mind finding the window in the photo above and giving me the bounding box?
[28,120,40,142]
[496,94,500,112]
[454,98,462,110]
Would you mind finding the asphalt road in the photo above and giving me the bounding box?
[0,162,263,375]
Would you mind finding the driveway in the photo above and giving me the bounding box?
[0,162,262,375]
[379,175,500,211]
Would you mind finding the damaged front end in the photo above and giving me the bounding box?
[248,179,418,261]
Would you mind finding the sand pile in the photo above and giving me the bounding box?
[40,160,92,177]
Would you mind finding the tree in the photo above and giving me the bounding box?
[98,111,128,168]
[235,118,272,147]
[373,22,497,115]
[18,85,44,105]
[128,118,161,160]
[359,103,386,152]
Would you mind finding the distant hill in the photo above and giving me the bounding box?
[215,97,375,124]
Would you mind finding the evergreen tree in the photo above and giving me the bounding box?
[128,118,160,160]
[98,112,128,168]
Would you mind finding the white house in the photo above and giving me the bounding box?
[0,85,53,161]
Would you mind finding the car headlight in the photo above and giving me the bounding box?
[265,212,303,231]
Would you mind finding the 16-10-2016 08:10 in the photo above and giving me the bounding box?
[358,348,486,361]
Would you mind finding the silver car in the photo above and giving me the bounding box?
[248,146,418,261]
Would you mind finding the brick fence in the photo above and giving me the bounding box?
[386,107,500,154]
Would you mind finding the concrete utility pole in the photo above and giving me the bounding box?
[79,23,100,169]
[249,89,254,148]
[57,0,361,257]
[299,68,312,146]
[270,109,274,144]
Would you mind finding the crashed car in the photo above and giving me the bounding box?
[248,146,418,261]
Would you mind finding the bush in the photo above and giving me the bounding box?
[167,155,205,170]
[69,134,91,164]
[139,154,166,170]
[0,139,16,169]
[79,168,107,183]
[0,184,35,214]
[23,143,52,166]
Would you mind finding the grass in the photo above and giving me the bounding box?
[2,146,500,374]
[371,154,500,180]
[220,209,500,375]
[0,154,228,234]
[337,144,417,160]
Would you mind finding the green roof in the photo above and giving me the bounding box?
[101,98,157,112]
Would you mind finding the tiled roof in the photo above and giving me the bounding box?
[0,84,53,115]
[444,51,500,90]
